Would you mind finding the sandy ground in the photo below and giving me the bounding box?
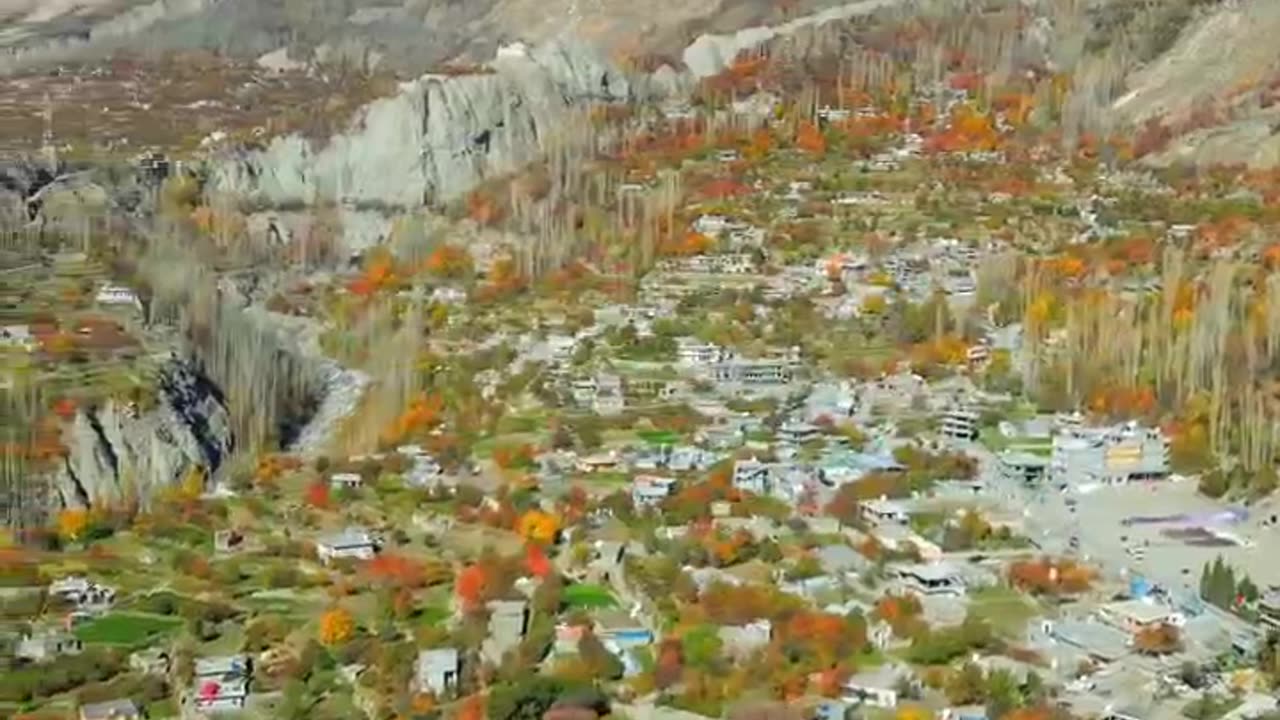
[975,443,1280,599]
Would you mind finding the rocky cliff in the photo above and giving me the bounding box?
[55,359,233,509]
[209,40,641,211]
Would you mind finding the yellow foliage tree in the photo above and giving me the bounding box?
[895,705,934,720]
[57,508,90,542]
[517,509,560,545]
[319,607,355,646]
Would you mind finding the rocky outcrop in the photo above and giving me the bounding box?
[680,0,910,78]
[210,39,639,210]
[0,0,217,73]
[55,359,233,509]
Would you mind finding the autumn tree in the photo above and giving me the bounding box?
[517,509,560,545]
[795,121,827,156]
[456,563,489,612]
[319,606,355,646]
[1134,624,1181,655]
[56,508,90,542]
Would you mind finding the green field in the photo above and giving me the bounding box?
[562,583,618,609]
[968,586,1038,636]
[74,612,185,646]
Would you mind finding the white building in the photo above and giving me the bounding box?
[329,472,364,490]
[632,475,678,509]
[844,664,913,708]
[676,338,727,365]
[94,284,141,308]
[316,528,380,565]
[939,409,979,441]
[192,655,251,712]
[0,324,36,351]
[1051,423,1169,486]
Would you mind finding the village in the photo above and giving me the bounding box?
[6,32,1280,720]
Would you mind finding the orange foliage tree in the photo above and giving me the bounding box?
[1008,557,1095,596]
[525,542,552,578]
[1134,623,1182,655]
[796,121,827,155]
[56,508,90,542]
[383,393,444,446]
[365,553,428,589]
[516,509,560,545]
[319,606,355,646]
[348,249,398,297]
[455,564,488,612]
[424,244,473,279]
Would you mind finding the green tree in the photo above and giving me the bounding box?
[577,629,624,681]
[488,676,576,720]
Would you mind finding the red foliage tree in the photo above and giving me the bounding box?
[305,480,331,509]
[456,564,488,612]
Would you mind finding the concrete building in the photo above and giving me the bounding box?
[414,648,460,696]
[1051,423,1169,486]
[843,664,914,708]
[940,408,980,441]
[482,600,529,664]
[192,655,252,713]
[16,630,83,662]
[892,563,967,597]
[998,451,1049,484]
[676,338,727,365]
[80,699,142,720]
[631,475,677,509]
[711,358,794,386]
[316,527,380,565]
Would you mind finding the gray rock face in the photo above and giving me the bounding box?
[55,360,233,509]
[209,39,636,209]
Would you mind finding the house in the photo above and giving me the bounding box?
[1259,589,1280,630]
[1046,619,1132,664]
[893,563,967,597]
[192,654,251,712]
[732,459,772,496]
[940,408,979,441]
[843,664,913,708]
[48,576,115,610]
[710,358,795,387]
[778,420,821,445]
[329,472,364,490]
[79,699,142,720]
[999,451,1049,484]
[862,498,910,525]
[576,452,620,474]
[129,647,171,675]
[677,338,726,365]
[213,529,247,554]
[632,475,677,509]
[16,629,83,662]
[718,620,772,659]
[0,324,36,351]
[944,706,989,720]
[482,600,529,664]
[316,527,380,565]
[1098,599,1185,633]
[94,284,141,308]
[1051,423,1169,486]
[693,215,730,236]
[414,648,460,696]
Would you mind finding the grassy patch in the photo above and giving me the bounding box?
[74,612,184,646]
[563,583,618,609]
[419,605,451,627]
[1182,695,1243,720]
[968,586,1038,637]
[637,429,681,446]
